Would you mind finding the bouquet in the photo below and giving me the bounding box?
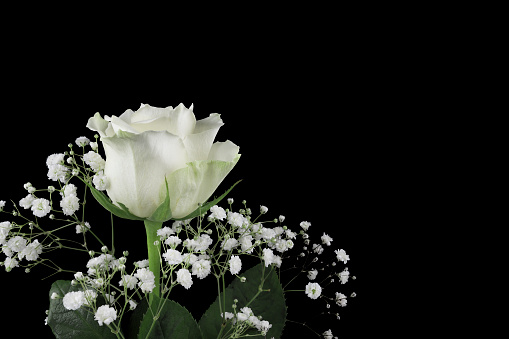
[0,103,355,338]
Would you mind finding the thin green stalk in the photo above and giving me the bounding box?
[144,220,162,306]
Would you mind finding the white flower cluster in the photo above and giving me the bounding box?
[0,221,43,272]
[222,304,272,336]
[58,251,155,328]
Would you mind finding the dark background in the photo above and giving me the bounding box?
[0,26,397,337]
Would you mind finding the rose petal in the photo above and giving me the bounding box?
[208,140,240,162]
[183,113,224,161]
[166,156,241,219]
[102,131,188,218]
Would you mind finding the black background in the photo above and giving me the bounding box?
[0,27,396,338]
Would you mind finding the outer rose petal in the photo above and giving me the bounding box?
[130,103,196,138]
[167,155,241,219]
[208,140,240,162]
[102,130,188,218]
[183,113,224,161]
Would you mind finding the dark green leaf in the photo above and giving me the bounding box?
[47,280,117,339]
[199,263,287,339]
[173,180,242,221]
[137,295,203,339]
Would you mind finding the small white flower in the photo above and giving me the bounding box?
[321,233,333,246]
[305,282,322,299]
[46,154,65,167]
[92,171,109,191]
[209,205,227,220]
[129,300,137,310]
[119,274,138,290]
[285,230,296,239]
[262,248,275,267]
[260,205,268,214]
[221,238,238,251]
[74,272,84,280]
[51,292,59,300]
[162,249,183,265]
[75,136,90,147]
[229,255,242,275]
[238,235,253,253]
[63,291,86,310]
[94,305,117,326]
[20,239,42,261]
[334,249,350,263]
[339,269,350,284]
[227,198,234,204]
[176,268,193,289]
[19,194,35,209]
[335,292,347,307]
[307,269,318,280]
[300,221,311,231]
[227,212,245,228]
[136,259,149,268]
[279,215,285,222]
[83,151,105,172]
[164,236,182,247]
[192,259,211,279]
[156,226,175,240]
[76,222,91,234]
[323,329,334,339]
[60,194,80,216]
[134,268,155,293]
[4,256,19,271]
[7,236,27,253]
[312,243,324,255]
[0,222,12,246]
[47,164,69,182]
[31,198,51,217]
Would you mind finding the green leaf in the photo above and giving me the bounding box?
[173,180,242,221]
[199,263,287,339]
[148,177,172,222]
[137,294,203,339]
[86,180,144,221]
[47,280,117,339]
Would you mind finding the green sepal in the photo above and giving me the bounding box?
[84,179,144,221]
[172,180,242,221]
[148,177,172,223]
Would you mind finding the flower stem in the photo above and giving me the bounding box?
[144,220,162,306]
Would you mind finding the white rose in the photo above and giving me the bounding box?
[86,103,240,219]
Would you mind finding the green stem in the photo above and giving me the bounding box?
[144,220,162,306]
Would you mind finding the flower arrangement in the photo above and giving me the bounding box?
[0,103,355,338]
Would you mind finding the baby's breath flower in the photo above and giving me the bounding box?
[63,291,86,310]
[229,255,242,275]
[75,136,90,147]
[192,259,212,279]
[19,194,35,209]
[162,249,183,265]
[334,249,350,263]
[260,205,268,214]
[31,198,51,217]
[321,233,333,246]
[4,257,19,272]
[209,205,227,221]
[60,194,80,216]
[176,268,193,289]
[94,305,117,326]
[323,329,334,339]
[305,282,322,300]
[300,221,311,231]
[307,269,318,280]
[156,226,175,240]
[335,292,347,307]
[92,171,109,191]
[83,151,105,172]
